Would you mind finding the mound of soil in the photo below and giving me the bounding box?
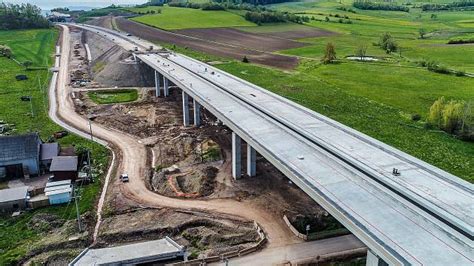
[28,213,65,232]
[84,30,154,87]
[97,208,260,258]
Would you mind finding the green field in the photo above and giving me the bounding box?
[88,89,138,104]
[0,29,109,264]
[129,6,256,30]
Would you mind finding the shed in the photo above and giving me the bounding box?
[40,143,59,169]
[0,186,29,212]
[50,156,78,181]
[0,133,41,179]
[45,187,72,205]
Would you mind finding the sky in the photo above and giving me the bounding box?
[7,0,147,10]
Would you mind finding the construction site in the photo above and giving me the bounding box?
[54,24,364,264]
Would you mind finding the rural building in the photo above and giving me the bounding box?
[70,237,186,265]
[47,11,72,22]
[0,186,29,212]
[0,133,41,179]
[44,180,72,205]
[50,156,78,181]
[40,143,59,171]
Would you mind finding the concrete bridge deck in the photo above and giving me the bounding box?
[68,23,473,266]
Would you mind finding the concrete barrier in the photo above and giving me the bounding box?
[283,215,351,241]
[283,215,308,240]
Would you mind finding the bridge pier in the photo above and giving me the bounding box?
[247,145,256,177]
[232,132,241,179]
[366,250,388,266]
[154,71,161,97]
[163,76,169,97]
[182,91,190,127]
[193,99,201,126]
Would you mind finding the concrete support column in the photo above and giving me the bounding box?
[182,91,190,127]
[154,71,161,97]
[232,132,242,179]
[247,145,256,177]
[366,250,388,266]
[193,99,201,126]
[163,76,169,97]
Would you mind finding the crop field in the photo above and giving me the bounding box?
[128,6,256,30]
[88,89,138,104]
[0,29,109,264]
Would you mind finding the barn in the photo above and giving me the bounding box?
[0,133,41,179]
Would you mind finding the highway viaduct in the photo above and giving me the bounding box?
[70,23,473,266]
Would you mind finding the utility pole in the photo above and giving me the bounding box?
[74,186,82,232]
[87,149,92,182]
[88,118,94,141]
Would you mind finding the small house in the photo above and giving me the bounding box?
[50,156,78,181]
[0,133,41,179]
[0,186,29,212]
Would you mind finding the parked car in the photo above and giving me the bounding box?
[120,173,129,183]
[126,33,132,36]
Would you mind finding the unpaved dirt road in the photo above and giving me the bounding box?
[51,25,365,264]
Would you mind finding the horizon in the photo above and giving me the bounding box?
[5,0,147,10]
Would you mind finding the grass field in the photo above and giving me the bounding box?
[0,29,109,264]
[88,89,138,104]
[129,6,256,30]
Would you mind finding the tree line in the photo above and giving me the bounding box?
[0,2,50,30]
[421,0,474,11]
[353,0,409,12]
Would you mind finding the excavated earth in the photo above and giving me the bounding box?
[57,26,337,262]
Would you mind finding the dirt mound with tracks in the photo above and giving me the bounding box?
[84,30,154,87]
[97,208,260,258]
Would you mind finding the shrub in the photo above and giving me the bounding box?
[242,56,249,63]
[411,114,421,121]
[322,42,337,64]
[378,32,398,53]
[0,45,12,58]
[428,96,445,128]
[426,61,450,74]
[427,97,473,140]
